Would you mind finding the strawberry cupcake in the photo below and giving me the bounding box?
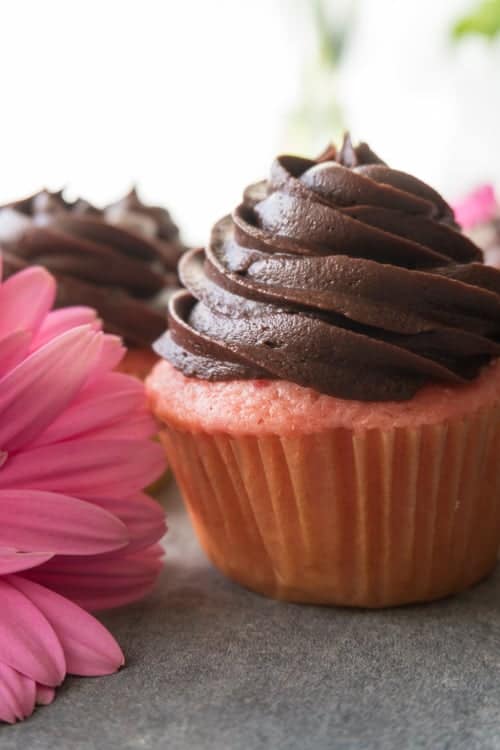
[147,135,500,607]
[0,187,184,379]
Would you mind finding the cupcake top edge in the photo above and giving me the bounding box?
[160,134,499,402]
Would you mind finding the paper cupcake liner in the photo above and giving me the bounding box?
[159,402,500,607]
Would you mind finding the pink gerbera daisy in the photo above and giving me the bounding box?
[0,257,166,723]
[453,184,497,230]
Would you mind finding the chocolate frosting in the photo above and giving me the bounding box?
[104,187,181,272]
[155,135,500,401]
[0,189,184,346]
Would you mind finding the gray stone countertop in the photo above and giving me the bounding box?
[3,482,500,750]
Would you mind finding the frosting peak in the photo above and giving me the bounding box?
[105,187,179,242]
[156,136,500,401]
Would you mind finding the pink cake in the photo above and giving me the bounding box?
[149,358,500,434]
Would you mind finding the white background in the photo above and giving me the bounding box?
[1,0,499,245]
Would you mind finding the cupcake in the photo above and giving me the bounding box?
[147,135,500,608]
[453,184,500,269]
[0,187,184,379]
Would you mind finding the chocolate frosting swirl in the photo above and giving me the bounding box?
[0,189,184,346]
[155,136,500,402]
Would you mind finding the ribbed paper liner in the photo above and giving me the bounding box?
[160,403,500,607]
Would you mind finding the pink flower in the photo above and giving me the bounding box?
[0,258,166,723]
[453,184,497,230]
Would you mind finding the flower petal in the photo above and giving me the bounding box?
[77,411,158,442]
[0,663,36,723]
[0,326,103,451]
[453,184,497,229]
[86,335,125,382]
[0,578,65,686]
[0,330,31,378]
[31,306,100,351]
[76,413,157,444]
[0,548,53,575]
[0,267,55,340]
[27,545,164,611]
[0,490,129,555]
[36,684,55,706]
[84,493,166,552]
[30,372,153,447]
[0,440,166,498]
[9,577,124,677]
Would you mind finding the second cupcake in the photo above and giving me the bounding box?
[0,187,184,379]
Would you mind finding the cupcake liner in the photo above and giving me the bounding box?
[160,401,500,608]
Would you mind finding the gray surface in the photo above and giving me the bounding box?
[3,483,500,750]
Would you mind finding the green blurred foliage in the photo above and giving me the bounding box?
[286,0,355,154]
[314,0,348,66]
[453,0,500,40]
